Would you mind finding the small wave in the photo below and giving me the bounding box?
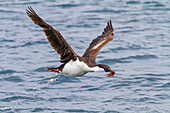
[66,24,92,28]
[110,83,129,88]
[0,70,16,75]
[0,39,15,42]
[0,106,16,111]
[143,1,167,11]
[144,77,165,82]
[34,67,47,72]
[31,108,44,112]
[80,85,93,88]
[99,58,131,64]
[87,17,103,20]
[143,7,170,11]
[25,88,40,92]
[123,54,158,60]
[49,4,83,8]
[64,109,95,112]
[161,45,170,47]
[21,41,48,47]
[9,1,41,5]
[102,100,112,103]
[126,19,139,23]
[99,54,157,64]
[143,73,170,77]
[0,96,35,102]
[104,110,120,113]
[159,82,170,88]
[0,9,20,13]
[3,76,24,82]
[31,107,59,112]
[154,94,170,99]
[143,1,165,7]
[126,1,141,4]
[83,9,127,14]
[86,87,101,91]
[48,97,71,102]
[110,44,151,52]
[135,97,157,102]
[133,76,145,80]
[7,40,48,48]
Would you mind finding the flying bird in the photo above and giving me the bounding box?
[26,6,115,77]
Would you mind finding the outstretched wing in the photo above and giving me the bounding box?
[82,20,114,60]
[26,6,78,63]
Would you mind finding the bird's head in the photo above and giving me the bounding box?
[96,64,115,77]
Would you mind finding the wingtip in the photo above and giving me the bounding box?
[26,6,35,14]
[106,19,113,31]
[26,6,32,14]
[27,6,31,11]
[109,19,114,31]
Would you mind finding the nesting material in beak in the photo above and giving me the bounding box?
[107,71,115,77]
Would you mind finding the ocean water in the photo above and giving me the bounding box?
[0,0,170,112]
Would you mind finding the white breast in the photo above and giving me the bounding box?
[61,59,104,77]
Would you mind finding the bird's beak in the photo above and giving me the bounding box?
[107,70,115,77]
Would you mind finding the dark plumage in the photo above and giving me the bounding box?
[26,6,115,77]
[26,6,77,63]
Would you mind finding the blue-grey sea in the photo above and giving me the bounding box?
[0,0,170,112]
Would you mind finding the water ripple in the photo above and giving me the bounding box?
[126,1,141,4]
[159,82,170,88]
[0,0,170,112]
[34,67,47,72]
[110,83,129,88]
[6,40,48,49]
[3,76,24,82]
[48,97,71,102]
[0,70,16,75]
[83,9,127,14]
[109,44,152,52]
[49,4,83,8]
[0,96,37,102]
[0,39,15,42]
[99,54,158,64]
[64,109,97,112]
[31,108,44,112]
[0,9,20,13]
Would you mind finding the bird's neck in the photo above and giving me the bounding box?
[90,66,105,72]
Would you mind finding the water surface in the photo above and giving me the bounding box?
[0,0,170,112]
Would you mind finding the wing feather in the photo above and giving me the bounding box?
[82,20,114,60]
[26,6,78,63]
